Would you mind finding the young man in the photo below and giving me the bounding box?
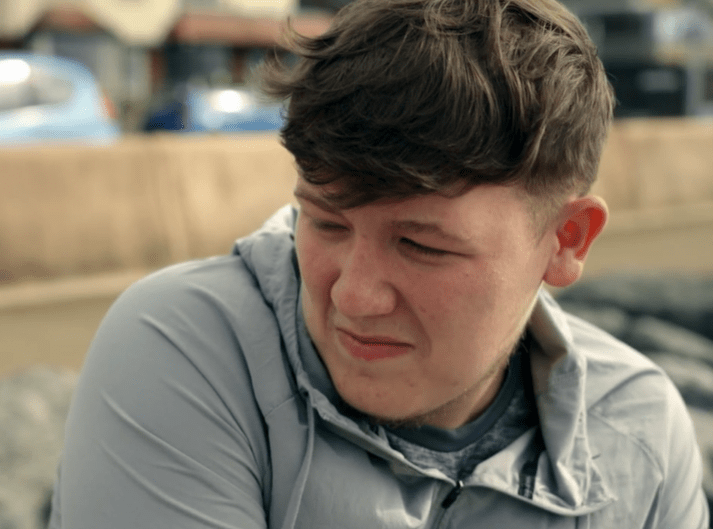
[50,0,709,527]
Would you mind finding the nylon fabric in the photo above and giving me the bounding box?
[49,205,709,529]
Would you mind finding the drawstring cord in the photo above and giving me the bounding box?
[279,401,316,529]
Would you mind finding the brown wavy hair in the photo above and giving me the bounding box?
[261,0,614,210]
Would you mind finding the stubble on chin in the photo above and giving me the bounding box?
[353,335,523,430]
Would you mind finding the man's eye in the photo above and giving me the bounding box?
[400,238,450,257]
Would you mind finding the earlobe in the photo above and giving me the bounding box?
[543,196,608,288]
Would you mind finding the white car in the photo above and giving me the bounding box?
[0,52,120,146]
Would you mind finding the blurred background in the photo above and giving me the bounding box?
[1,0,713,527]
[3,0,713,134]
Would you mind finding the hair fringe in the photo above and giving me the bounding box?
[259,0,614,209]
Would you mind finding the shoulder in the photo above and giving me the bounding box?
[54,256,280,528]
[83,254,270,391]
[564,311,683,440]
[530,290,671,412]
[570,313,708,525]
[82,254,294,417]
[567,310,703,491]
[105,254,288,351]
[536,291,698,474]
[565,311,678,417]
[115,254,262,314]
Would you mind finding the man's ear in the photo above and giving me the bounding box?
[543,195,608,288]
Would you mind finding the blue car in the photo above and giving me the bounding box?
[144,85,285,133]
[0,52,120,146]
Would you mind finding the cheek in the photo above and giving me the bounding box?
[413,268,489,326]
[420,267,520,351]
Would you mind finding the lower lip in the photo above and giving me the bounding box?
[337,330,411,361]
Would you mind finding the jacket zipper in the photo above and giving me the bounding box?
[429,480,464,529]
[441,480,464,509]
[432,430,544,528]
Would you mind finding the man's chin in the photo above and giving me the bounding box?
[339,399,431,430]
[369,414,430,430]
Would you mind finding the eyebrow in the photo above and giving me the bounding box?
[391,220,471,245]
[294,186,472,245]
[293,187,341,214]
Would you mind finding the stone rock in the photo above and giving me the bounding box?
[0,367,77,529]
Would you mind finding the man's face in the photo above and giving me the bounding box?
[294,178,560,429]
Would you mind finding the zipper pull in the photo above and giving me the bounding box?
[518,463,537,500]
[441,480,464,509]
[518,428,544,500]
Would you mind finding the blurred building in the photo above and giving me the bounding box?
[2,0,713,126]
[0,0,331,131]
[563,0,713,117]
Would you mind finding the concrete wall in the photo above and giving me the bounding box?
[0,132,298,375]
[0,132,298,284]
[587,118,713,275]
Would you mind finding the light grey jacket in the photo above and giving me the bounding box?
[50,206,709,528]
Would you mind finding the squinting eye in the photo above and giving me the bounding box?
[400,238,450,256]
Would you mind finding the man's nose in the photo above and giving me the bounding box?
[330,242,398,318]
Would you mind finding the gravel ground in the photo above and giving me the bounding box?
[0,367,76,529]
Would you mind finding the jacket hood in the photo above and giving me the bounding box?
[233,206,304,370]
[527,295,616,513]
[233,206,615,519]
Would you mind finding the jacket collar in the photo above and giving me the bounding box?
[525,289,616,514]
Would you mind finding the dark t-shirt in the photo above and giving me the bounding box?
[383,336,539,481]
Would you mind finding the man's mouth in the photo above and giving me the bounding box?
[336,329,412,361]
